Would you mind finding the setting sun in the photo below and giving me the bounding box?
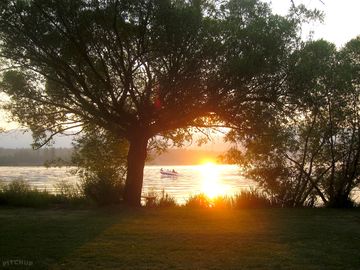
[199,161,228,199]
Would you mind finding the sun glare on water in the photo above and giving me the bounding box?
[199,161,228,199]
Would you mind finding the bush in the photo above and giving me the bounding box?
[2,179,31,193]
[157,193,177,208]
[232,190,278,208]
[53,180,87,206]
[81,171,123,206]
[185,194,211,208]
[54,180,82,199]
[184,190,278,209]
[0,179,87,208]
[211,196,233,208]
[0,179,52,207]
[72,126,127,206]
[143,189,177,208]
[184,194,232,208]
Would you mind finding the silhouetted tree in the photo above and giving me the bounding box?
[231,38,360,207]
[0,0,307,206]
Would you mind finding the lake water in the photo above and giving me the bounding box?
[0,165,254,204]
[1,165,358,204]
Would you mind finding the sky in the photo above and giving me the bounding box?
[266,0,360,47]
[1,0,360,133]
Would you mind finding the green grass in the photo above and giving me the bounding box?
[0,208,359,269]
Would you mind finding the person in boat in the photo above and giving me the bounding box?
[172,169,176,173]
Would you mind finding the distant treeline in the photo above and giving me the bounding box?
[148,149,224,165]
[0,148,73,166]
[0,147,225,166]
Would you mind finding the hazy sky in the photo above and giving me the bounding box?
[267,0,360,47]
[1,0,360,130]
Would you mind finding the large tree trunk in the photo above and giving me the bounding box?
[123,134,148,207]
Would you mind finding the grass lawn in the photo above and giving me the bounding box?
[0,207,359,269]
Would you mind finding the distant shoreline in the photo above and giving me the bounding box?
[0,163,235,167]
[0,148,231,166]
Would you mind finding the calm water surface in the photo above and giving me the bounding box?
[0,165,254,204]
[2,165,357,204]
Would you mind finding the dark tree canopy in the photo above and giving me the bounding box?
[229,38,360,208]
[0,0,308,206]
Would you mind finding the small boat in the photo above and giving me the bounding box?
[160,169,179,176]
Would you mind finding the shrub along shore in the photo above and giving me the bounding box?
[0,180,358,209]
[0,180,359,269]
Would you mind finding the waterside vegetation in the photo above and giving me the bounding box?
[1,179,358,209]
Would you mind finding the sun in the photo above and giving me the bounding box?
[199,161,227,199]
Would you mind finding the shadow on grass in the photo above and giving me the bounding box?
[1,208,360,269]
[0,207,133,270]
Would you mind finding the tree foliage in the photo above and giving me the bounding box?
[0,0,310,206]
[72,126,128,205]
[230,38,360,208]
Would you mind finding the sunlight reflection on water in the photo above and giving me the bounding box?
[144,165,253,204]
[0,165,254,204]
[2,165,357,205]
